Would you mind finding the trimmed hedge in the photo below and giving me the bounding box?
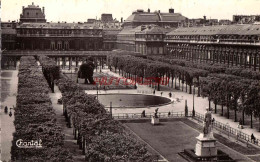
[11,56,72,161]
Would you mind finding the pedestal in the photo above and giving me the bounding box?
[195,132,217,157]
[151,116,160,125]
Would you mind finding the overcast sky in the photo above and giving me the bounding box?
[1,0,260,22]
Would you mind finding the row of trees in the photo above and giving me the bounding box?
[148,55,260,80]
[200,73,260,129]
[108,54,208,93]
[108,54,260,130]
[148,55,260,129]
[38,55,157,161]
[12,56,72,161]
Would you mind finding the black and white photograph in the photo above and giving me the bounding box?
[1,0,260,161]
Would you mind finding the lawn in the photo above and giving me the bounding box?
[125,120,254,162]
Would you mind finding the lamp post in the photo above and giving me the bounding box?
[192,85,195,117]
[110,102,112,118]
[96,85,98,100]
[226,122,230,138]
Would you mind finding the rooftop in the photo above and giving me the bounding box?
[17,22,103,29]
[124,10,187,23]
[167,24,260,36]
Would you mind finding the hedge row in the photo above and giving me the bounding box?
[54,70,156,161]
[11,56,72,161]
[38,55,60,92]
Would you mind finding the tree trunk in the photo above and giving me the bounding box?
[157,78,160,91]
[175,77,177,89]
[221,104,224,116]
[242,109,245,125]
[209,100,211,111]
[82,137,86,154]
[234,109,237,122]
[251,112,253,128]
[215,101,217,114]
[171,73,174,88]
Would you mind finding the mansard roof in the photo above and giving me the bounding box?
[125,11,187,23]
[17,22,103,29]
[167,24,260,36]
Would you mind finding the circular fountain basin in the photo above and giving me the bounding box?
[97,93,171,108]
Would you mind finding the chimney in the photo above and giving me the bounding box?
[169,8,174,13]
[42,7,45,14]
[32,2,34,5]
[22,6,25,15]
[158,10,160,13]
[121,17,123,23]
[148,8,150,13]
[203,16,206,20]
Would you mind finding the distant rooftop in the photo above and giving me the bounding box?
[17,22,103,29]
[167,24,260,36]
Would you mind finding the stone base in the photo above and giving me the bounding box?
[195,133,217,157]
[151,117,160,125]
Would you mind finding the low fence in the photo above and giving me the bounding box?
[112,110,260,147]
[112,111,192,119]
[193,112,260,147]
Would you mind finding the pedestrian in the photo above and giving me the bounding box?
[169,92,172,98]
[251,133,256,144]
[168,111,171,117]
[4,106,8,114]
[141,110,146,118]
[9,111,12,117]
[153,89,155,95]
[161,92,163,96]
[212,118,215,125]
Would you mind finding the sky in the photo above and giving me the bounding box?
[1,0,260,22]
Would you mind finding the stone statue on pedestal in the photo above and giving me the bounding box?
[195,108,217,157]
[151,108,160,125]
[203,109,212,136]
[154,108,159,118]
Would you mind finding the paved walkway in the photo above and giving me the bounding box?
[0,70,18,161]
[85,69,260,141]
[48,85,85,161]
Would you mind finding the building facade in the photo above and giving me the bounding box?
[135,25,170,55]
[123,8,187,28]
[165,24,260,71]
[233,15,260,24]
[1,22,18,50]
[20,2,46,23]
[16,22,103,50]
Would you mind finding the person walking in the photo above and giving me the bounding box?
[251,133,256,144]
[141,110,146,118]
[153,89,155,95]
[9,111,12,117]
[4,106,8,114]
[161,92,163,96]
[169,92,172,98]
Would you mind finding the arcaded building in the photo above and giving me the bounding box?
[2,3,120,51]
[16,22,103,50]
[165,24,260,71]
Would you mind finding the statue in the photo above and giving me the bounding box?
[154,108,159,118]
[78,57,95,84]
[203,108,212,136]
